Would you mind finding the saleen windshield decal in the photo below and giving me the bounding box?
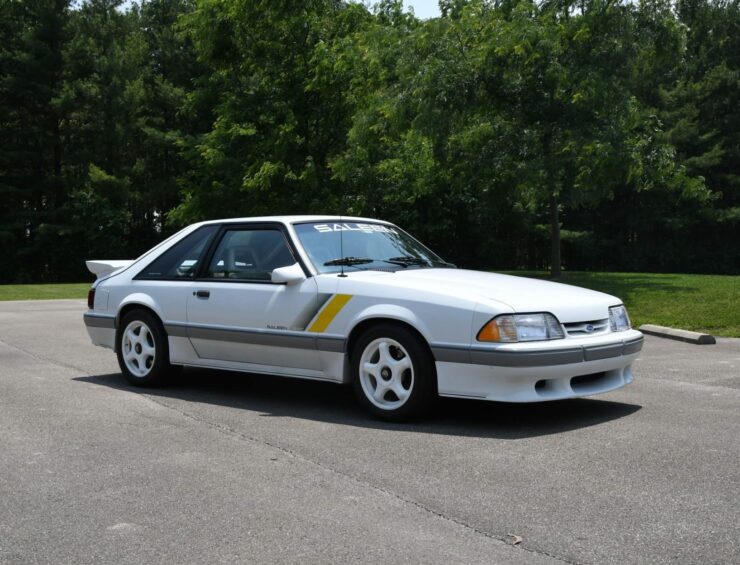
[313,223,397,234]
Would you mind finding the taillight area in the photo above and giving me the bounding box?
[87,288,95,309]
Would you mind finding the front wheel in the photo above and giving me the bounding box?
[351,324,436,421]
[116,310,173,387]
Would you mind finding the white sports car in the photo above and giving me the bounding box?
[84,216,643,420]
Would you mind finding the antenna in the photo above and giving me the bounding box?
[338,210,347,278]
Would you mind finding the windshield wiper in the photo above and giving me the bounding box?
[384,256,431,267]
[323,256,374,267]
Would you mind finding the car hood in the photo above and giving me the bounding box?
[347,268,621,323]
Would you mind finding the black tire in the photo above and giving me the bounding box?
[116,309,174,387]
[351,323,437,421]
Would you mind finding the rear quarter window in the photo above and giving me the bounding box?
[135,225,218,280]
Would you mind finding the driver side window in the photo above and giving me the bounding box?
[206,228,295,282]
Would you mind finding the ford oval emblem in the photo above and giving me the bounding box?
[585,324,595,333]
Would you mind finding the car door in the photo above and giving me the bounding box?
[133,224,220,329]
[186,224,322,372]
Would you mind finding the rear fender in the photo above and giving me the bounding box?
[117,293,165,327]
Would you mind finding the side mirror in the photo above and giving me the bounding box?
[271,263,306,285]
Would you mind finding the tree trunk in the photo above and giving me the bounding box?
[543,124,561,278]
[549,191,561,278]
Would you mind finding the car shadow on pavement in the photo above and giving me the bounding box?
[75,368,641,439]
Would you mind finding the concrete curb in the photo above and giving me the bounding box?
[639,324,716,345]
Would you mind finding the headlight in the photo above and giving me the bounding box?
[477,313,565,343]
[609,305,631,332]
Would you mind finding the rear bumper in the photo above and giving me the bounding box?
[83,312,116,350]
[434,331,643,402]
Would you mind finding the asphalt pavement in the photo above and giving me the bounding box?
[0,300,738,564]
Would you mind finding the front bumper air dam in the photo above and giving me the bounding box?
[433,333,644,402]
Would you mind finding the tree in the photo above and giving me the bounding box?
[170,0,372,225]
[0,0,69,282]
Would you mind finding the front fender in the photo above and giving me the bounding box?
[348,304,435,344]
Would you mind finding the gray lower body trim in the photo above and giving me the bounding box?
[83,313,116,329]
[623,336,644,355]
[164,323,188,338]
[315,336,346,353]
[583,342,624,362]
[432,335,644,367]
[470,347,583,367]
[163,322,346,354]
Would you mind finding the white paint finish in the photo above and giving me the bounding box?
[315,272,480,345]
[93,288,109,311]
[436,355,637,402]
[186,278,320,368]
[168,335,199,365]
[189,339,318,370]
[180,357,328,381]
[85,326,115,349]
[317,350,347,382]
[393,269,621,323]
[85,215,642,403]
[117,284,191,327]
[86,260,133,279]
[271,262,306,284]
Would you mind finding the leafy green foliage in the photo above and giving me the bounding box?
[0,0,737,282]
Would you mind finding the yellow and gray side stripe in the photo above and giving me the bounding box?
[161,294,355,353]
[85,310,644,367]
[84,295,355,354]
[164,322,347,353]
[306,294,353,333]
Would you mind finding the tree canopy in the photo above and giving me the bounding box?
[1,0,737,282]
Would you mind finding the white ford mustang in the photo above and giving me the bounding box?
[84,216,643,419]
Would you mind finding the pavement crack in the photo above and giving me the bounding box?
[141,393,579,565]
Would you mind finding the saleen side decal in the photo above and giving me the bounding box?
[307,294,353,333]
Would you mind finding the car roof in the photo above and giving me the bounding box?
[196,215,392,227]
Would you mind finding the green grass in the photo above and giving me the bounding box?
[1,272,738,337]
[501,271,740,338]
[0,283,90,301]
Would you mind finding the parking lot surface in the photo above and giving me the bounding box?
[0,300,738,564]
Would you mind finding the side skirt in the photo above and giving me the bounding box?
[168,335,345,384]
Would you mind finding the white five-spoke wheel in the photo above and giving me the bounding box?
[351,324,436,421]
[122,320,156,377]
[116,309,175,387]
[359,338,414,410]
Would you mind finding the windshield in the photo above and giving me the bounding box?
[293,221,453,274]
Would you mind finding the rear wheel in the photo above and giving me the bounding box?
[351,324,436,421]
[116,310,173,387]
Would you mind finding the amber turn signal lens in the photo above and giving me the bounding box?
[477,320,501,341]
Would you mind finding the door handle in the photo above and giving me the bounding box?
[194,290,210,299]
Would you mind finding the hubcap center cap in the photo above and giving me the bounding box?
[380,367,392,380]
[135,343,142,354]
